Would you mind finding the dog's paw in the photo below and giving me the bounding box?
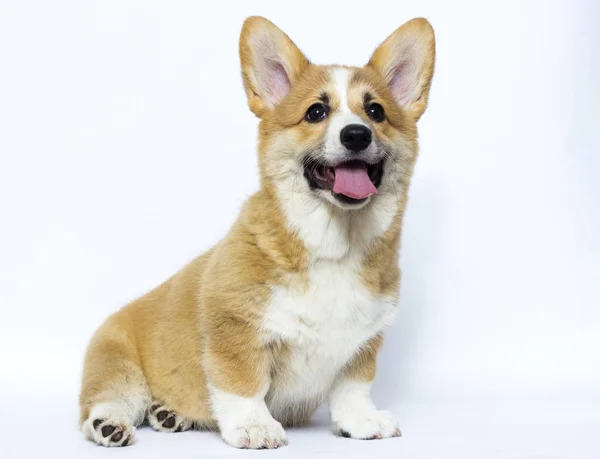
[221,418,288,449]
[148,402,194,433]
[85,417,134,447]
[333,409,401,440]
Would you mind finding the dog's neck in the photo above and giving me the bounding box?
[269,182,400,263]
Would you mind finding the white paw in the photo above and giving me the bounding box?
[209,384,288,449]
[333,409,401,440]
[83,416,135,447]
[221,418,288,449]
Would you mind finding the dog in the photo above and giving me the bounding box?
[79,15,435,449]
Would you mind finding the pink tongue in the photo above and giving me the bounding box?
[332,162,378,199]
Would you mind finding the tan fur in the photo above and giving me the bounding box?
[80,15,435,441]
[343,334,384,382]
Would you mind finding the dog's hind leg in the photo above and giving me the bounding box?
[79,316,151,447]
[147,401,195,433]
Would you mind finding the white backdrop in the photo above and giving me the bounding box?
[1,1,598,458]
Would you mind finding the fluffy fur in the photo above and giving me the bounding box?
[79,16,435,449]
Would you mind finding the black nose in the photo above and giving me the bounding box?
[340,124,372,152]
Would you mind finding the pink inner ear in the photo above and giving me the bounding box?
[389,61,415,108]
[267,60,291,105]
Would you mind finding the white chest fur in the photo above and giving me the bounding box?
[265,166,401,421]
[261,257,397,419]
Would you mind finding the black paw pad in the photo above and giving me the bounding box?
[156,410,168,422]
[340,430,351,438]
[149,404,161,413]
[101,425,116,438]
[92,419,104,430]
[162,416,175,429]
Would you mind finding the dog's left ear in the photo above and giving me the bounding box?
[239,16,309,118]
[368,18,436,121]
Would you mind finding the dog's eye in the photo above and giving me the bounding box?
[305,103,328,123]
[366,103,385,123]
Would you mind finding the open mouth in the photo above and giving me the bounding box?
[303,159,384,205]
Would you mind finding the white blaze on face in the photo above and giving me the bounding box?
[324,68,368,162]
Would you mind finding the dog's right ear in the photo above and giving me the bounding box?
[239,16,309,118]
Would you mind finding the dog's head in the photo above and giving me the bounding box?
[240,16,435,211]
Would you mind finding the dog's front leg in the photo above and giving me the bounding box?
[204,320,287,449]
[328,335,402,440]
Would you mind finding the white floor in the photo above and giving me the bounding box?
[5,395,597,458]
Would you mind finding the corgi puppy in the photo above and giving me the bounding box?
[79,16,435,449]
